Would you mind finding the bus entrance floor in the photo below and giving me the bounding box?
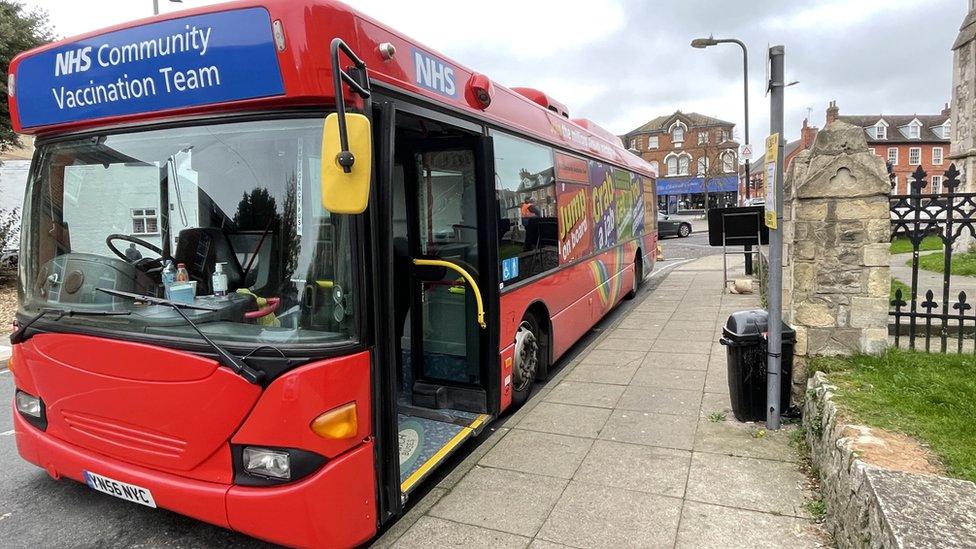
[373,255,829,548]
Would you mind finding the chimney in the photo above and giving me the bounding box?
[800,118,818,149]
[941,102,951,117]
[826,100,839,125]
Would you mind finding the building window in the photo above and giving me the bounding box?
[649,160,659,176]
[677,154,690,175]
[875,123,887,140]
[697,156,709,175]
[132,208,159,235]
[909,147,921,165]
[648,136,659,149]
[666,156,678,176]
[933,147,944,165]
[672,126,684,144]
[940,121,951,139]
[908,122,921,139]
[697,131,709,145]
[630,138,639,150]
[722,151,735,173]
[888,147,898,166]
[721,129,730,142]
[870,148,877,156]
[931,175,944,194]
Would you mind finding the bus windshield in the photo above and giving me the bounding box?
[19,117,358,347]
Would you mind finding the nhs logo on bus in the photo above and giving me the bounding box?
[15,7,284,128]
[412,49,457,98]
[55,47,93,75]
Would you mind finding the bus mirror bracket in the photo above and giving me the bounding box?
[322,38,373,214]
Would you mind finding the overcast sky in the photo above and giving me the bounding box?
[23,0,970,147]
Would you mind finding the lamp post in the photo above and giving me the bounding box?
[691,36,750,201]
[153,0,182,15]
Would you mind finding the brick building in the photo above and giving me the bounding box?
[741,101,951,200]
[621,111,739,213]
[828,101,951,194]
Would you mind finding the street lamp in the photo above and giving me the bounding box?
[153,0,182,15]
[691,35,751,201]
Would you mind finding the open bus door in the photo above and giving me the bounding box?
[373,101,499,505]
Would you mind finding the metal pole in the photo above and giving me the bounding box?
[739,41,751,201]
[766,45,785,430]
[153,0,159,14]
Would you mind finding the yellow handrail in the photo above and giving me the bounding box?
[412,258,486,329]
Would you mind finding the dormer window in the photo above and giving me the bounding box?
[874,122,887,140]
[907,120,922,139]
[669,121,687,146]
[939,121,951,139]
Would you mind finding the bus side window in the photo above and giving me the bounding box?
[491,131,558,286]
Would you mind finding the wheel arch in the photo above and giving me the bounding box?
[522,299,553,377]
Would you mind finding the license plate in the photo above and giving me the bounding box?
[83,471,156,508]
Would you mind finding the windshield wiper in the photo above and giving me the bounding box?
[95,288,263,385]
[11,308,132,345]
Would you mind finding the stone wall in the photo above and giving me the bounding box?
[804,373,976,548]
[784,122,890,400]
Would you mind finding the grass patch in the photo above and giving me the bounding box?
[707,411,727,422]
[812,349,976,483]
[913,251,976,277]
[890,235,941,254]
[891,279,910,302]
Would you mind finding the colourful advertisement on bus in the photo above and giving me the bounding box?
[589,161,616,250]
[555,153,591,264]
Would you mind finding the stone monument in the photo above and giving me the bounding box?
[952,0,976,251]
[783,122,890,401]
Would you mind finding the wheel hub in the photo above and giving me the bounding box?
[513,321,538,392]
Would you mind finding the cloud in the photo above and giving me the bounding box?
[25,0,967,144]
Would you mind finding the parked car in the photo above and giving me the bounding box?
[657,213,692,238]
[0,249,17,270]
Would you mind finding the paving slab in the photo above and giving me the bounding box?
[515,402,610,438]
[574,439,690,497]
[594,336,657,352]
[700,391,732,415]
[565,357,642,385]
[704,365,729,393]
[651,338,714,354]
[428,466,567,537]
[391,516,530,549]
[543,380,624,409]
[599,409,697,450]
[641,352,709,371]
[694,419,800,463]
[479,429,592,479]
[685,452,812,518]
[536,482,681,549]
[630,365,706,390]
[675,501,822,549]
[615,386,702,416]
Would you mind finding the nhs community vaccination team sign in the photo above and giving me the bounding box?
[15,7,285,128]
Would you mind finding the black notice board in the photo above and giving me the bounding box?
[707,207,769,246]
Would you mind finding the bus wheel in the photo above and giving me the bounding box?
[625,253,643,300]
[512,316,541,407]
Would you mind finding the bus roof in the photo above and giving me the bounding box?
[7,0,653,176]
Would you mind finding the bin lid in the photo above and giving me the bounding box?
[722,309,796,343]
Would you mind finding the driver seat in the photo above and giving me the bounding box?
[173,228,245,295]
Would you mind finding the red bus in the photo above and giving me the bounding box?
[6,1,657,546]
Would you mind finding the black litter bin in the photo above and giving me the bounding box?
[719,309,795,422]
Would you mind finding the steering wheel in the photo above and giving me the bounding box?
[106,234,165,272]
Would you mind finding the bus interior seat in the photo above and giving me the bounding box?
[173,227,244,294]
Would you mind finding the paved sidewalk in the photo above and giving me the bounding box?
[374,256,826,548]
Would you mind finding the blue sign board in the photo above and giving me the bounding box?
[656,175,738,196]
[501,257,519,282]
[15,7,285,128]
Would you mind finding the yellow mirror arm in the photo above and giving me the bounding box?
[412,258,486,329]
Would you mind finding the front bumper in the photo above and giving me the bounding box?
[14,412,377,548]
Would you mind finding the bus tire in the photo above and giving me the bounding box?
[625,252,643,300]
[512,314,543,408]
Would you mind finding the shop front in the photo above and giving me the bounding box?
[656,175,739,214]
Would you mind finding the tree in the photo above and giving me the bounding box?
[0,1,54,155]
[0,205,17,250]
[695,131,738,211]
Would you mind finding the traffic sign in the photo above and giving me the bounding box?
[741,144,754,161]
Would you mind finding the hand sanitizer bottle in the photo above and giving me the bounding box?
[161,260,176,299]
[212,262,228,297]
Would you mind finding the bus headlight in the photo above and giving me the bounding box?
[242,447,291,480]
[15,390,47,431]
[232,445,326,486]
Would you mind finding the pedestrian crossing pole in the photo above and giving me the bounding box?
[766,45,785,430]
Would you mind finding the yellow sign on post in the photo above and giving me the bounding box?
[764,133,780,229]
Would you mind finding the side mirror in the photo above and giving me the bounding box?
[321,112,372,214]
